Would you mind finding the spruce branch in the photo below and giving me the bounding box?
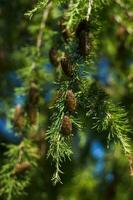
[25,0,69,19]
[0,139,39,200]
[46,83,73,184]
[23,3,52,137]
[85,84,132,155]
[105,101,132,155]
[25,0,50,19]
[65,0,88,29]
[45,0,106,184]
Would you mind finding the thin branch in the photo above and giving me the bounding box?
[86,0,93,21]
[36,2,52,53]
[31,2,52,70]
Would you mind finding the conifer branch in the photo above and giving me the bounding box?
[0,5,52,199]
[46,83,73,184]
[85,84,132,155]
[25,0,50,19]
[0,139,39,200]
[45,0,106,184]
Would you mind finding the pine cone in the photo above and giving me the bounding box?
[14,104,25,129]
[66,90,77,112]
[13,161,31,176]
[29,81,39,105]
[76,19,90,57]
[61,115,72,136]
[61,56,73,77]
[28,104,38,125]
[78,30,90,56]
[76,19,89,37]
[49,47,59,66]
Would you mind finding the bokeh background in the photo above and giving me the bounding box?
[0,0,133,200]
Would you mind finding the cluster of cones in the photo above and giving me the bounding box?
[14,80,40,130]
[55,53,77,135]
[49,18,90,70]
[49,19,91,136]
[61,90,77,136]
[49,21,91,136]
[12,81,42,176]
[12,19,90,174]
[11,19,91,175]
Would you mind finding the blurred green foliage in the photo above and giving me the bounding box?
[0,0,133,200]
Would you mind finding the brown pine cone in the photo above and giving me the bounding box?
[76,19,89,37]
[78,30,90,57]
[29,81,39,105]
[13,161,31,176]
[61,56,73,77]
[49,47,59,67]
[76,19,90,57]
[61,115,72,136]
[14,104,25,129]
[28,104,38,125]
[66,90,77,112]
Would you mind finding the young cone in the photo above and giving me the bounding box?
[28,104,38,125]
[13,161,31,176]
[61,56,73,77]
[76,19,89,37]
[29,81,39,105]
[76,19,90,57]
[14,104,25,129]
[66,90,77,112]
[61,115,72,136]
[78,30,90,56]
